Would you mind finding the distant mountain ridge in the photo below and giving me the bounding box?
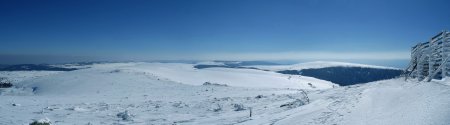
[195,61,403,86]
[0,64,78,71]
[277,67,402,86]
[0,65,9,69]
[261,61,403,86]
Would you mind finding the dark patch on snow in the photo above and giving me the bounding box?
[280,99,307,108]
[202,82,228,87]
[117,110,133,121]
[32,87,39,92]
[0,77,13,88]
[278,67,402,86]
[0,64,78,71]
[233,103,246,111]
[0,83,12,88]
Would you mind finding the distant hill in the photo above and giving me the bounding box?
[0,64,78,71]
[272,62,403,86]
[277,67,402,86]
[195,61,403,86]
[0,65,9,69]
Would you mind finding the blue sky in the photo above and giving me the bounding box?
[1,0,449,66]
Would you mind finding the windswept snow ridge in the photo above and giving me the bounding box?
[252,61,400,71]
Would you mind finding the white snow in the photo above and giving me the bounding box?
[0,62,448,125]
[264,79,450,125]
[195,61,226,65]
[123,63,336,89]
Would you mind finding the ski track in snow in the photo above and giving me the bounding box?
[0,62,449,125]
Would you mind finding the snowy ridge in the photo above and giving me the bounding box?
[195,61,227,65]
[252,61,400,71]
[126,63,336,89]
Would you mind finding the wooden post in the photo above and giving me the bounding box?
[427,56,450,82]
[249,107,252,117]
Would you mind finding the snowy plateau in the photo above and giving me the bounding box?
[0,62,449,125]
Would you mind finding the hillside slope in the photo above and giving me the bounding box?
[244,78,450,125]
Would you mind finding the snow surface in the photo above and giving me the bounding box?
[0,62,449,125]
[195,61,226,65]
[121,63,336,89]
[246,79,450,125]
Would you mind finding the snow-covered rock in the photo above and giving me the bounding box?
[117,110,133,121]
[30,118,52,125]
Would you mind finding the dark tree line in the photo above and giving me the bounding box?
[278,67,403,86]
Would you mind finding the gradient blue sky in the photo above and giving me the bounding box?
[1,0,449,66]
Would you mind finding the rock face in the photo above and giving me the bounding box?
[278,67,403,86]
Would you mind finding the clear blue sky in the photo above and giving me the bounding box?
[1,0,449,66]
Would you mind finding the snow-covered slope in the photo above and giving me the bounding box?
[122,63,336,89]
[1,62,335,96]
[0,62,449,125]
[0,62,321,124]
[244,78,450,125]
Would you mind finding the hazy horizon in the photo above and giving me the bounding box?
[1,0,449,67]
